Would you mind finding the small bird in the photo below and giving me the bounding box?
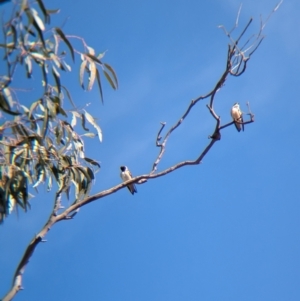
[231,103,244,132]
[120,166,137,195]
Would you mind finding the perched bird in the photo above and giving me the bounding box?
[120,166,137,195]
[230,103,244,132]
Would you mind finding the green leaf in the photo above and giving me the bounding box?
[87,62,96,91]
[26,8,46,48]
[55,124,63,144]
[62,61,71,72]
[0,92,20,116]
[97,51,106,60]
[46,9,61,15]
[31,8,45,31]
[81,113,89,131]
[52,65,61,93]
[0,43,15,49]
[30,51,46,61]
[41,62,48,87]
[33,163,45,188]
[104,63,118,88]
[24,56,32,78]
[9,24,17,49]
[28,99,41,119]
[77,166,94,194]
[36,0,49,24]
[79,59,87,89]
[41,107,49,139]
[85,53,102,64]
[95,68,104,103]
[70,111,78,127]
[61,85,75,108]
[24,25,36,37]
[83,110,102,142]
[47,173,52,191]
[3,88,13,107]
[58,123,72,155]
[57,105,68,117]
[82,133,96,138]
[55,28,75,62]
[103,70,117,90]
[87,46,95,55]
[71,167,81,198]
[84,157,101,169]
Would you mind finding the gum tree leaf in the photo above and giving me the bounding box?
[36,0,49,24]
[82,133,96,138]
[41,107,49,139]
[84,157,101,169]
[0,92,20,115]
[46,9,60,15]
[3,88,14,107]
[95,68,103,103]
[83,109,102,142]
[61,85,75,108]
[52,65,61,93]
[104,63,118,88]
[55,27,75,62]
[31,8,45,31]
[85,53,101,64]
[81,113,89,131]
[103,70,117,90]
[24,56,32,78]
[87,61,96,91]
[79,59,87,89]
[0,43,15,49]
[30,51,46,61]
[27,9,46,48]
[87,46,95,55]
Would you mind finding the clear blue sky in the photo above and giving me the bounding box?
[1,0,300,300]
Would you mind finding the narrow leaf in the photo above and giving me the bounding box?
[46,9,61,15]
[36,0,49,24]
[31,8,45,31]
[52,65,61,93]
[55,28,75,62]
[87,62,96,91]
[0,92,20,115]
[41,107,49,139]
[30,12,46,47]
[3,88,13,107]
[83,110,102,142]
[30,51,46,61]
[84,157,101,169]
[81,113,89,131]
[0,43,15,49]
[61,85,75,108]
[87,46,95,55]
[10,24,17,49]
[85,53,102,64]
[24,56,32,78]
[41,62,48,86]
[82,133,96,138]
[104,63,118,88]
[103,70,117,90]
[95,68,103,103]
[79,60,87,89]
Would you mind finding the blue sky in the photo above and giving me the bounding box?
[1,0,300,300]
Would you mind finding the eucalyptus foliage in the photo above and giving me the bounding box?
[0,0,117,223]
